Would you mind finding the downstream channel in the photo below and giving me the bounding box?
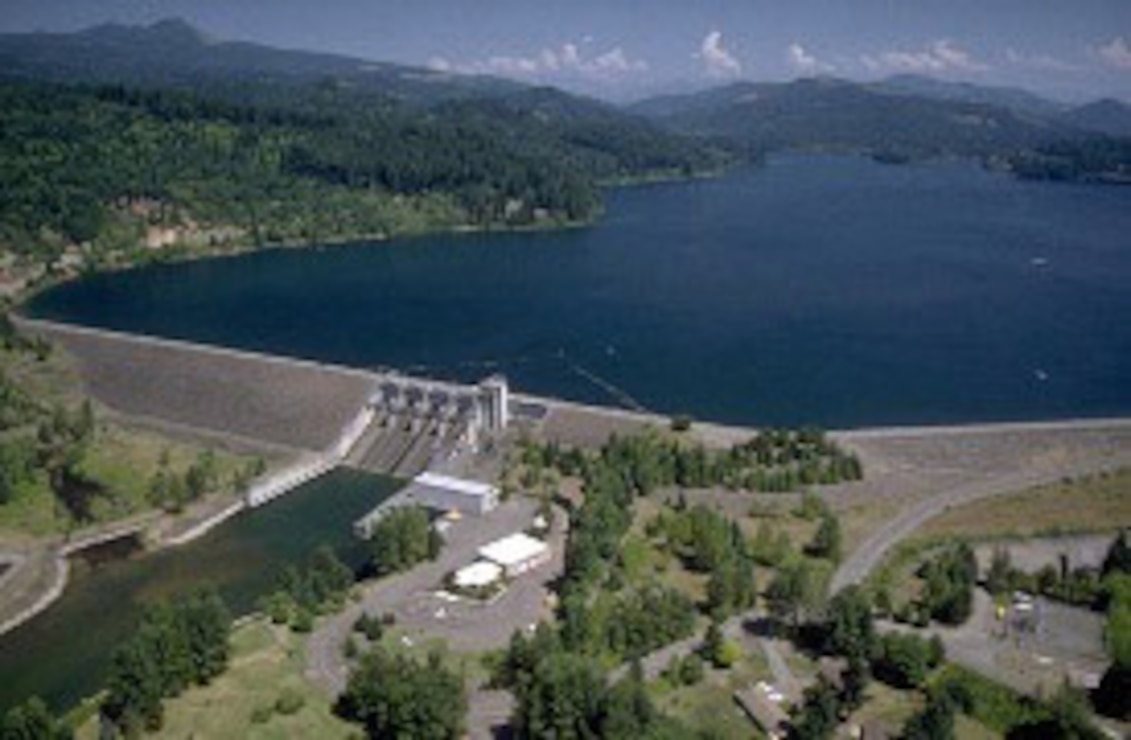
[0,469,398,712]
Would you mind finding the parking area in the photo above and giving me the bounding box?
[306,496,567,694]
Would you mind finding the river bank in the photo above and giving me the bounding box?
[0,487,248,638]
[0,468,396,713]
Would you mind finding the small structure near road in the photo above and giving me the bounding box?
[453,561,504,590]
[734,683,789,739]
[478,533,551,577]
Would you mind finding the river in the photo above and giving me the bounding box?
[0,469,398,712]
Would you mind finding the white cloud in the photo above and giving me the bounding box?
[1096,37,1131,70]
[698,30,742,78]
[1005,48,1080,73]
[861,39,989,75]
[433,41,648,81]
[786,42,835,75]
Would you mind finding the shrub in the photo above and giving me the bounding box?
[275,688,306,716]
[290,609,314,633]
[677,655,704,685]
[669,415,693,432]
[930,665,1049,734]
[250,705,273,724]
[714,640,742,669]
[353,613,384,641]
[874,633,944,689]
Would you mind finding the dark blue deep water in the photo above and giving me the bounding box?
[31,155,1131,427]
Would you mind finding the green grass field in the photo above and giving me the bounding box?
[920,467,1131,541]
[76,618,354,740]
[1,338,256,540]
[868,468,1131,610]
[0,422,251,539]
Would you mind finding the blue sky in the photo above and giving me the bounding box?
[3,0,1130,101]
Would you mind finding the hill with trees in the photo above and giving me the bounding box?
[1057,98,1131,138]
[0,76,727,266]
[628,77,1075,160]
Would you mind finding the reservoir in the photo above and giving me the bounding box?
[0,469,398,712]
[31,155,1131,428]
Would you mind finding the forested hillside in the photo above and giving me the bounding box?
[0,79,727,265]
[630,77,1072,160]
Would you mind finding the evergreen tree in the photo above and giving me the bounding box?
[336,649,464,739]
[822,586,876,664]
[985,546,1013,595]
[1103,530,1131,577]
[807,514,842,563]
[1,697,72,740]
[514,653,606,740]
[903,694,955,740]
[790,677,841,740]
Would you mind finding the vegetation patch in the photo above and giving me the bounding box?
[76,618,354,740]
[920,467,1131,542]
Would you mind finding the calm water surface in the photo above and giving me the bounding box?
[31,155,1131,427]
[0,469,396,712]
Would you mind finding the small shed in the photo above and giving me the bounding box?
[478,533,551,577]
[453,561,504,589]
[734,686,789,739]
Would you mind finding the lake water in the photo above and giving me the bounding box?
[0,469,397,712]
[31,155,1131,428]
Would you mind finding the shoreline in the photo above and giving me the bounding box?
[0,497,247,639]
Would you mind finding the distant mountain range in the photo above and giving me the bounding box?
[3,18,1129,145]
[0,18,534,106]
[1057,98,1131,137]
[628,76,1131,159]
[872,74,1069,118]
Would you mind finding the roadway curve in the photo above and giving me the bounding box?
[830,449,1131,593]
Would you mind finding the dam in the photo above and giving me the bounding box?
[14,318,524,513]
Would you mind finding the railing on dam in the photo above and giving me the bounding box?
[245,405,376,508]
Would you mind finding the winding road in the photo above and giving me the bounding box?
[830,449,1131,593]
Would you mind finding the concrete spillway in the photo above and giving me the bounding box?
[345,416,448,478]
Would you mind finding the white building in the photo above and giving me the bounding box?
[478,532,551,577]
[408,472,499,516]
[453,561,503,589]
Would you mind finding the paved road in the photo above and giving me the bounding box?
[830,451,1131,593]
